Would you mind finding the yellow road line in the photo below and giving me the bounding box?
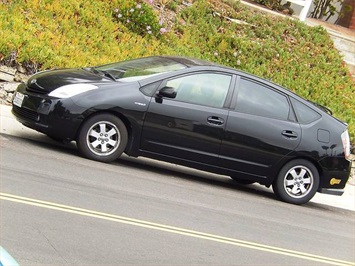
[1,192,353,266]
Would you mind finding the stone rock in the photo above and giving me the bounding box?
[17,65,27,74]
[6,93,13,103]
[14,72,29,82]
[0,89,7,99]
[0,71,14,82]
[0,65,16,75]
[3,82,20,93]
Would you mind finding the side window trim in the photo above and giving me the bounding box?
[230,75,241,109]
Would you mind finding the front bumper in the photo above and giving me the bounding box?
[11,84,85,141]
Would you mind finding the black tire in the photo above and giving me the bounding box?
[77,113,128,163]
[272,159,319,205]
[230,176,254,185]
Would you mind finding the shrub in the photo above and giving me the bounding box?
[113,1,167,38]
[253,0,282,10]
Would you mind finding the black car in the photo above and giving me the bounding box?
[12,56,352,204]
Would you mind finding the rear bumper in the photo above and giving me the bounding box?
[318,157,352,194]
[318,188,344,196]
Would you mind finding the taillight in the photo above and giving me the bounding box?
[341,130,351,160]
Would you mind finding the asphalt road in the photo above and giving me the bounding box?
[0,133,354,266]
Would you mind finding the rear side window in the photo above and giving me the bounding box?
[291,98,321,124]
[235,78,290,120]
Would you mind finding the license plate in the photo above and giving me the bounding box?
[13,92,25,107]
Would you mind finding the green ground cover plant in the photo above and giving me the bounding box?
[0,0,354,142]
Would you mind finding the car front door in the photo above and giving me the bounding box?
[140,72,233,165]
[219,77,301,183]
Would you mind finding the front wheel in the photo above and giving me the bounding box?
[272,159,319,205]
[77,113,128,163]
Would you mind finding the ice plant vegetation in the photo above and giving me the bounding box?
[113,1,167,38]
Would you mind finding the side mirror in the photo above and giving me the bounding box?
[158,86,177,98]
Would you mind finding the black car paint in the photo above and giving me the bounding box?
[27,68,111,93]
[12,57,351,196]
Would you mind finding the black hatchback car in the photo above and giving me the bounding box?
[12,56,352,204]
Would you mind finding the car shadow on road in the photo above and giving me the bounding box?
[115,154,278,200]
[4,133,352,214]
[113,156,355,214]
[1,132,78,154]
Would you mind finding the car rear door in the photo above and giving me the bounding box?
[219,77,301,182]
[140,72,234,165]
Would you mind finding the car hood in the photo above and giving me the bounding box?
[27,68,111,93]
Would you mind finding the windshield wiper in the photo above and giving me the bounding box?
[90,68,116,81]
[101,70,116,81]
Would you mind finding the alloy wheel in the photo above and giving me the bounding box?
[86,121,121,156]
[283,165,314,199]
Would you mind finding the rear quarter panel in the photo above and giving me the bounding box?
[294,113,350,189]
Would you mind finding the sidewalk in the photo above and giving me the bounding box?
[1,104,354,211]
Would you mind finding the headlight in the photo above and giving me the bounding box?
[48,84,98,98]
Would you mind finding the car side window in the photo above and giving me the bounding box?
[166,73,231,108]
[140,81,161,96]
[235,78,290,120]
[290,98,321,124]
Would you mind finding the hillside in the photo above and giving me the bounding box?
[0,0,354,142]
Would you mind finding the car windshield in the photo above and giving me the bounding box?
[92,57,187,82]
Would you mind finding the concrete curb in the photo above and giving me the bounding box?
[1,104,354,211]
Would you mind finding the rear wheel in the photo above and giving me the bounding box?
[77,113,128,162]
[272,159,319,205]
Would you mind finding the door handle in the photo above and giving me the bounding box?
[207,116,224,126]
[282,130,298,139]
